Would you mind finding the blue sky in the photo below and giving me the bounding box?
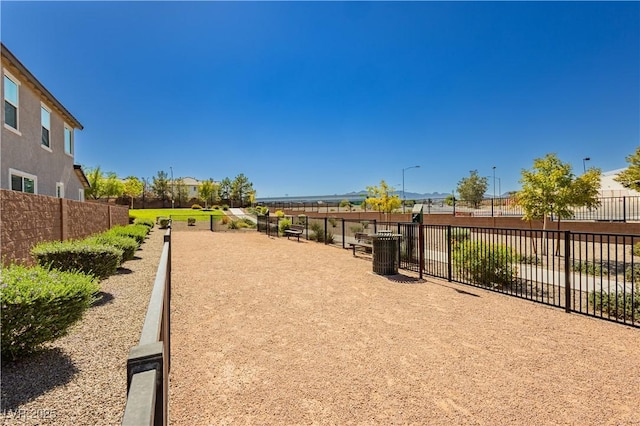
[2,1,638,198]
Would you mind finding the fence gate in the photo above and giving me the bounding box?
[397,223,420,273]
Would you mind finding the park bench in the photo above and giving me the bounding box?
[285,224,305,242]
[348,232,373,256]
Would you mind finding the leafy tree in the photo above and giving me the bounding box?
[614,147,640,191]
[230,173,254,207]
[174,178,189,207]
[152,171,170,207]
[457,170,489,208]
[219,177,232,205]
[103,172,124,202]
[444,194,455,207]
[339,199,352,211]
[85,167,104,200]
[122,176,143,208]
[518,153,601,229]
[198,179,217,208]
[365,180,401,218]
[517,153,601,255]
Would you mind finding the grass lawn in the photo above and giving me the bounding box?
[130,208,226,222]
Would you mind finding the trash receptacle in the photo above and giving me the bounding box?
[372,233,401,275]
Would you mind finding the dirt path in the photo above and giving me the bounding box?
[169,231,640,425]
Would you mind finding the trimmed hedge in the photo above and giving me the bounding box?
[107,224,149,244]
[452,241,516,288]
[31,240,122,279]
[85,234,139,263]
[133,217,154,229]
[1,264,99,361]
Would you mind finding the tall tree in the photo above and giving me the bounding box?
[85,166,104,200]
[231,173,254,207]
[457,170,489,208]
[198,179,216,208]
[174,178,189,207]
[122,176,143,208]
[103,172,124,202]
[219,177,232,205]
[614,147,640,192]
[365,180,401,219]
[152,171,170,207]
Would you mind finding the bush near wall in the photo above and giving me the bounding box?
[0,264,99,361]
[31,241,123,280]
[106,224,149,245]
[85,234,139,264]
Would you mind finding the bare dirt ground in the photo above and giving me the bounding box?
[170,231,640,426]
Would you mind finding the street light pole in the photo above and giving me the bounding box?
[583,157,590,173]
[492,166,496,199]
[170,166,174,209]
[402,165,420,213]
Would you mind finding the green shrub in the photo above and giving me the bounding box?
[297,215,307,225]
[241,217,257,228]
[275,210,285,218]
[633,243,640,257]
[1,264,100,361]
[229,220,250,230]
[517,254,541,265]
[452,241,516,288]
[31,240,122,279]
[133,217,154,229]
[85,234,139,263]
[222,204,229,211]
[107,225,149,244]
[188,217,196,226]
[309,222,333,243]
[279,219,292,235]
[255,206,269,216]
[450,227,470,244]
[191,204,203,209]
[571,261,607,276]
[328,217,338,228]
[158,217,170,229]
[589,288,640,321]
[221,216,230,225]
[350,224,365,234]
[625,265,640,284]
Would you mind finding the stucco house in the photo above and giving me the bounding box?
[1,43,89,201]
[600,168,640,198]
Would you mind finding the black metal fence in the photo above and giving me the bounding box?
[258,195,640,222]
[122,228,172,425]
[258,216,639,327]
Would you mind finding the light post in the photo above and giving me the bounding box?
[402,165,420,213]
[583,157,590,173]
[492,166,496,199]
[170,166,174,209]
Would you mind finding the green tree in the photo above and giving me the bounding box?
[365,180,402,219]
[230,173,254,207]
[103,172,124,202]
[85,167,104,200]
[152,171,170,207]
[457,170,489,209]
[518,153,601,230]
[174,178,189,207]
[614,147,640,191]
[122,176,143,208]
[339,199,352,211]
[198,179,216,208]
[219,177,232,205]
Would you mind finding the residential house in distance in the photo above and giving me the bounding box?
[1,43,89,200]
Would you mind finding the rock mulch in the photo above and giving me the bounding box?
[170,231,640,426]
[1,229,165,426]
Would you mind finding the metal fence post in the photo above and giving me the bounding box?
[419,225,425,280]
[342,218,346,249]
[491,198,494,217]
[324,217,328,244]
[564,230,571,313]
[623,196,627,223]
[447,225,452,281]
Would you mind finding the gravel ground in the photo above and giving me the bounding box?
[0,228,164,426]
[170,231,640,426]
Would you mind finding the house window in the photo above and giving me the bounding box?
[64,125,73,155]
[41,106,51,148]
[56,182,65,198]
[4,74,18,130]
[9,169,36,194]
[78,188,85,201]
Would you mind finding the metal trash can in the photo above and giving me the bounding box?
[372,233,401,275]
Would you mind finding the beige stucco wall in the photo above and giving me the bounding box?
[1,63,83,200]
